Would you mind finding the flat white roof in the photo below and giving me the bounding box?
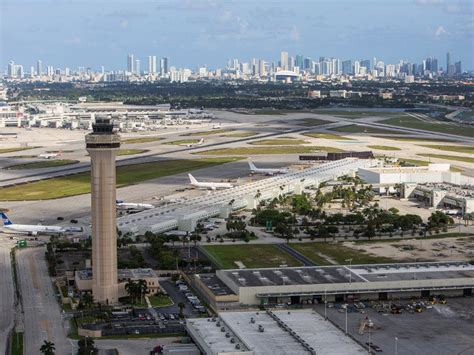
[187,310,365,355]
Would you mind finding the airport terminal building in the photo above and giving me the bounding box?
[191,262,474,312]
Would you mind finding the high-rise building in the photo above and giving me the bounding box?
[446,52,450,73]
[85,118,121,304]
[295,55,303,70]
[148,55,157,74]
[135,59,140,75]
[7,61,15,77]
[127,53,134,73]
[303,57,312,71]
[280,51,289,70]
[37,60,42,76]
[342,60,352,75]
[360,60,371,72]
[160,57,169,76]
[353,61,360,76]
[455,61,462,74]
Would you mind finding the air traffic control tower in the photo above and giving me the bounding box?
[86,118,120,304]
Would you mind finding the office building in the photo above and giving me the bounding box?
[135,59,140,75]
[280,51,288,70]
[446,52,451,73]
[160,57,169,76]
[127,53,134,73]
[148,55,157,74]
[353,60,360,75]
[455,61,462,74]
[85,118,121,304]
[36,60,42,76]
[342,60,352,75]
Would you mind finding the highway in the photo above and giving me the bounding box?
[0,243,15,355]
[17,248,71,355]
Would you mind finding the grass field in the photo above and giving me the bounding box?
[417,153,474,164]
[375,137,454,142]
[203,244,302,269]
[303,133,354,140]
[5,159,79,170]
[0,147,38,154]
[122,136,163,144]
[249,138,308,145]
[297,118,331,126]
[0,157,241,201]
[11,332,23,355]
[381,116,474,137]
[290,242,397,265]
[222,131,259,138]
[367,145,401,151]
[164,139,201,145]
[418,145,474,154]
[148,294,173,307]
[183,129,234,136]
[313,110,403,119]
[195,146,343,155]
[117,149,149,156]
[331,124,405,135]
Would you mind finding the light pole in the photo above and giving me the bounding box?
[346,258,353,284]
[324,289,327,321]
[368,327,371,355]
[395,337,398,355]
[345,304,348,335]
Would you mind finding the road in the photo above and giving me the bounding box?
[0,243,15,355]
[16,247,71,355]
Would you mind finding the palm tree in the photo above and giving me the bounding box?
[137,279,148,305]
[40,340,55,355]
[125,280,139,304]
[81,293,94,309]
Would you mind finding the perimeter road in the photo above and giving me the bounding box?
[0,243,15,355]
[17,247,70,355]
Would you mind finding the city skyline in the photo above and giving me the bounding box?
[1,0,473,70]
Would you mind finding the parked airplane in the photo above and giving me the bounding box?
[188,174,233,190]
[38,152,62,159]
[0,213,82,236]
[116,200,154,211]
[184,138,204,147]
[248,161,289,176]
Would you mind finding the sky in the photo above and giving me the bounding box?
[1,0,473,71]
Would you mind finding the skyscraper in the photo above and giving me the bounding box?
[37,60,42,76]
[127,53,134,73]
[160,57,169,76]
[148,55,157,74]
[135,59,140,75]
[85,118,121,304]
[353,61,360,76]
[280,51,289,70]
[342,60,352,75]
[455,61,462,74]
[446,52,450,73]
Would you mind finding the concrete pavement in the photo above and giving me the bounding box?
[0,243,15,355]
[17,247,71,355]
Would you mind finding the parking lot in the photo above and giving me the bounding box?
[314,297,474,355]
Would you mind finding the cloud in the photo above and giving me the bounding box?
[434,25,448,37]
[119,20,129,29]
[64,36,81,46]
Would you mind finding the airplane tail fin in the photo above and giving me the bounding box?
[188,174,199,185]
[1,213,13,225]
[248,161,257,171]
[199,138,204,144]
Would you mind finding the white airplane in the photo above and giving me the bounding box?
[38,152,62,159]
[188,174,233,190]
[184,138,204,148]
[248,161,289,176]
[212,124,221,129]
[116,200,154,211]
[1,213,82,236]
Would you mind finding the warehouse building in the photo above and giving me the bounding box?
[358,164,463,185]
[191,262,474,311]
[186,309,365,355]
